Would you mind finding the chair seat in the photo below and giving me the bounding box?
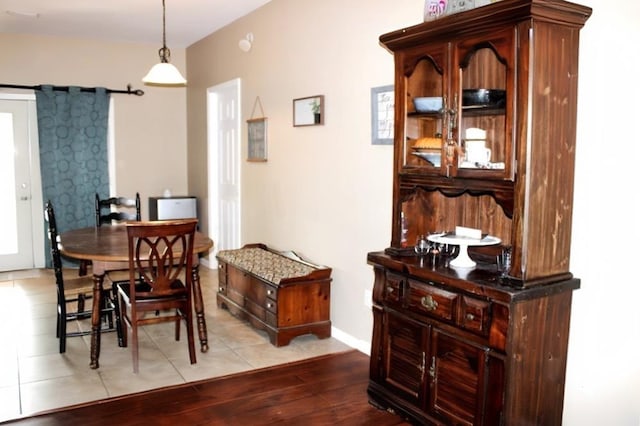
[117,279,188,301]
[62,274,95,297]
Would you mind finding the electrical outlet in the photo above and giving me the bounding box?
[364,289,372,308]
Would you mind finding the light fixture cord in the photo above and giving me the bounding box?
[159,0,171,63]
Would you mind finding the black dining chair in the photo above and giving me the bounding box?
[114,219,198,373]
[79,192,142,276]
[45,200,118,353]
[95,193,141,227]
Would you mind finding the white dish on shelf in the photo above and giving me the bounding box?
[412,151,441,167]
[427,233,500,268]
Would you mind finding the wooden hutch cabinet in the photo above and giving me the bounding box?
[367,1,591,425]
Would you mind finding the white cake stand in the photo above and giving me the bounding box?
[427,234,501,268]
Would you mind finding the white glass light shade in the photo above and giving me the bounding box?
[142,62,186,86]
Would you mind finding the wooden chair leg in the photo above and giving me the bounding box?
[131,321,139,373]
[78,260,88,276]
[175,314,181,341]
[186,314,196,365]
[77,293,85,313]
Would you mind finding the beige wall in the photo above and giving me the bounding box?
[186,0,640,424]
[187,0,423,350]
[0,33,189,217]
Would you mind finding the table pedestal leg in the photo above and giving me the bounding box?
[191,264,209,352]
[90,272,106,369]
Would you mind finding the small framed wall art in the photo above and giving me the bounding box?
[293,95,324,126]
[371,85,394,145]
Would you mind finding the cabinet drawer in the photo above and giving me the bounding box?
[217,283,227,296]
[384,272,404,306]
[265,285,277,300]
[407,279,458,322]
[265,298,277,314]
[218,262,227,285]
[460,296,491,335]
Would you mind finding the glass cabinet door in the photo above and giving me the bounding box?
[453,29,515,180]
[402,45,448,174]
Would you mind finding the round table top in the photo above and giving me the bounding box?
[59,225,213,262]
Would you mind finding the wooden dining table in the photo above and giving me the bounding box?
[58,225,214,369]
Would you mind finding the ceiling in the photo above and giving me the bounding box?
[0,0,271,48]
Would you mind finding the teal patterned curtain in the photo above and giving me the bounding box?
[36,86,110,267]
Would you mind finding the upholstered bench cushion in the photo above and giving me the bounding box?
[217,247,315,284]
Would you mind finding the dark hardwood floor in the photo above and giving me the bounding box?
[3,350,410,425]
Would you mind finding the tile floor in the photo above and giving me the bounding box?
[0,266,351,422]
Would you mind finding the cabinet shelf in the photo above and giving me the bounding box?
[408,111,443,118]
[461,105,506,116]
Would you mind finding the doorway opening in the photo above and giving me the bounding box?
[207,79,242,265]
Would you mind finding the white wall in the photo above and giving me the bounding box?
[185,0,639,424]
[563,0,640,424]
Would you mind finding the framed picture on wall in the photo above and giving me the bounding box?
[247,117,267,162]
[293,95,324,126]
[371,85,394,145]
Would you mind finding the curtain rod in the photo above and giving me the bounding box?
[0,83,144,96]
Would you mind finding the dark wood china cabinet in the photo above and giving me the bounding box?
[367,1,591,424]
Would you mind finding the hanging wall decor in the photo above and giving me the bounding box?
[247,96,267,162]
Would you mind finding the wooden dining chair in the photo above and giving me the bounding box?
[114,219,198,373]
[45,201,118,353]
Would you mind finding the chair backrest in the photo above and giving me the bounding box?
[126,220,198,299]
[95,192,141,227]
[44,201,66,298]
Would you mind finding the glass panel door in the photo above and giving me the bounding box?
[454,29,515,180]
[403,46,447,174]
[0,99,38,271]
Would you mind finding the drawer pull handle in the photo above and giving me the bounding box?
[386,286,394,294]
[267,302,273,309]
[267,289,273,295]
[466,313,475,321]
[421,295,438,311]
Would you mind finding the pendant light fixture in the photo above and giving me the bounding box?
[142,0,186,86]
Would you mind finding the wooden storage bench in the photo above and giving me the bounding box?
[216,243,332,346]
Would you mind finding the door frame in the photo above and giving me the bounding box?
[206,78,242,266]
[0,93,45,270]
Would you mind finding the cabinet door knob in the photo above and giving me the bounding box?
[421,295,438,311]
[466,313,475,321]
[386,286,394,294]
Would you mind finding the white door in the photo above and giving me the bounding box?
[0,98,44,271]
[207,79,241,263]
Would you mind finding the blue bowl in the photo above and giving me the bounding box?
[413,97,443,113]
